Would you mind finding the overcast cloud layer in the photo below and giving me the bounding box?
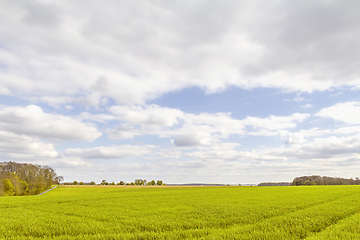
[1,0,360,184]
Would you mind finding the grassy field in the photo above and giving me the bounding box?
[1,185,360,239]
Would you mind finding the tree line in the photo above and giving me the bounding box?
[292,175,360,185]
[64,179,165,186]
[0,161,63,196]
[259,175,360,186]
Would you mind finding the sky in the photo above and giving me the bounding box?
[1,0,360,184]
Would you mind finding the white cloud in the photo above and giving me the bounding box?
[301,134,360,157]
[162,159,208,169]
[77,112,119,123]
[108,105,184,129]
[312,155,360,167]
[315,102,360,125]
[0,105,102,141]
[185,143,288,162]
[75,92,106,108]
[294,97,307,102]
[182,133,360,165]
[330,92,342,97]
[107,104,309,143]
[278,130,307,144]
[0,130,58,159]
[261,134,360,160]
[55,156,89,168]
[283,96,309,102]
[282,126,360,139]
[301,104,313,108]
[0,87,10,95]
[106,125,140,140]
[65,105,73,110]
[242,113,309,130]
[332,126,360,135]
[39,96,74,108]
[65,145,155,159]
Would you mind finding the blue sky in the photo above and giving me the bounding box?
[1,0,360,184]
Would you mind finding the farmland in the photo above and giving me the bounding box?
[1,186,360,239]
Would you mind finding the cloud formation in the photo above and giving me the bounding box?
[0,130,58,159]
[1,1,360,108]
[0,105,102,141]
[65,145,155,159]
[107,104,309,144]
[315,101,360,125]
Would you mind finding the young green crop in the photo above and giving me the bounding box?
[0,185,359,239]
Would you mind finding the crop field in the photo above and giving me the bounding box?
[1,185,360,239]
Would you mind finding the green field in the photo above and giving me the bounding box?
[1,185,360,239]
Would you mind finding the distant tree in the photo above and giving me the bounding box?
[100,180,108,185]
[79,181,84,185]
[7,173,22,195]
[356,177,360,185]
[72,181,78,185]
[0,180,3,196]
[156,180,163,186]
[150,180,156,186]
[135,179,147,185]
[3,179,14,196]
[89,181,96,185]
[55,176,64,186]
[20,180,28,195]
[130,182,135,185]
[118,181,125,185]
[109,182,115,185]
